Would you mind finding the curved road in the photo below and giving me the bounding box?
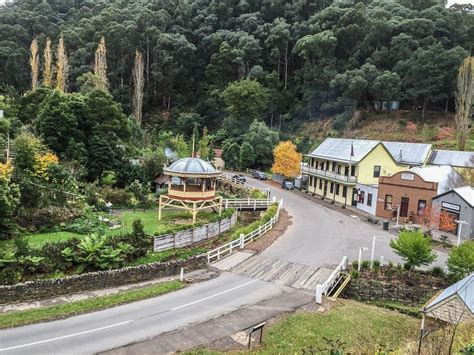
[0,176,447,354]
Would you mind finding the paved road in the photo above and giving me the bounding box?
[0,175,448,354]
[240,175,447,268]
[0,273,292,355]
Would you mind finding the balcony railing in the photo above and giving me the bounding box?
[302,165,356,183]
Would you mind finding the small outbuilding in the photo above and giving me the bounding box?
[158,157,222,223]
[422,273,473,324]
[432,186,473,240]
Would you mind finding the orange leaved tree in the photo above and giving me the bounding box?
[271,140,301,178]
[419,207,457,234]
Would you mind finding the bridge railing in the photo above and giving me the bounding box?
[315,256,348,304]
[207,199,283,263]
[223,197,276,210]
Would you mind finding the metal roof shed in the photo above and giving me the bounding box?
[422,274,473,324]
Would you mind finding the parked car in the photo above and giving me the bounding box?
[281,180,294,190]
[232,174,246,183]
[252,171,268,180]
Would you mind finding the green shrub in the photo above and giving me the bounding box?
[361,260,370,270]
[98,187,132,208]
[232,203,278,239]
[372,260,380,272]
[250,189,267,199]
[16,206,82,231]
[350,270,360,279]
[351,260,359,270]
[430,266,445,278]
[447,241,474,282]
[390,230,437,272]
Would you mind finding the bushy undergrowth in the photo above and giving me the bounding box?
[232,203,278,239]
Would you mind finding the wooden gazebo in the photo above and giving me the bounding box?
[158,157,222,223]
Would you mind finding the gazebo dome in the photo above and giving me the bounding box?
[164,157,221,177]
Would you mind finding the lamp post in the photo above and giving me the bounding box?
[370,236,385,269]
[455,220,468,246]
[395,204,401,228]
[358,247,369,271]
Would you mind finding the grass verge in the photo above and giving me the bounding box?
[0,280,183,329]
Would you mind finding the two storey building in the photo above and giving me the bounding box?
[303,138,403,211]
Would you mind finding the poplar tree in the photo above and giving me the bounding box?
[94,36,108,89]
[30,38,39,91]
[454,56,474,151]
[43,37,52,87]
[132,50,145,125]
[55,35,69,92]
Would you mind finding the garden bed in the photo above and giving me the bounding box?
[344,265,448,306]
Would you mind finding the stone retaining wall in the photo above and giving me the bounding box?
[344,278,436,305]
[0,255,207,304]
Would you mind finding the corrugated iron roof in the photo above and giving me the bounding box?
[410,165,457,194]
[307,138,380,163]
[454,186,474,207]
[423,274,473,315]
[429,149,474,168]
[383,141,432,166]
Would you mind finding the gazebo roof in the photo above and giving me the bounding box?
[163,157,221,178]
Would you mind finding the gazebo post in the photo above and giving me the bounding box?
[158,195,162,221]
[192,201,197,223]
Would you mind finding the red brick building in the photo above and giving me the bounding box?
[376,171,438,222]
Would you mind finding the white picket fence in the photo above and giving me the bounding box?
[223,197,276,210]
[207,199,283,263]
[220,174,255,190]
[315,256,348,304]
[153,212,238,252]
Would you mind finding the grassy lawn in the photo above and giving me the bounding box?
[258,301,419,354]
[187,300,421,354]
[0,280,183,329]
[15,209,216,248]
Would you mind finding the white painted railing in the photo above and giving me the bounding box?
[220,174,255,190]
[207,199,283,263]
[224,197,276,210]
[315,256,348,304]
[301,166,356,183]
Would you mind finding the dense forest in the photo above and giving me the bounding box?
[1,0,473,129]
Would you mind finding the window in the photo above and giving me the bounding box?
[337,165,341,174]
[373,165,381,178]
[320,161,324,170]
[417,200,426,215]
[319,179,323,189]
[384,195,393,210]
[330,182,334,193]
[332,163,336,172]
[367,193,373,207]
[309,176,313,186]
[351,166,356,176]
[358,190,365,204]
[342,186,347,198]
[344,166,349,176]
[335,183,340,195]
[326,160,330,171]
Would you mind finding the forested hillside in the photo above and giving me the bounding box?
[1,0,473,132]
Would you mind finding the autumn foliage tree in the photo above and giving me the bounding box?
[94,36,108,89]
[419,207,457,234]
[454,56,473,151]
[271,140,301,178]
[43,37,52,87]
[30,38,39,91]
[55,35,69,92]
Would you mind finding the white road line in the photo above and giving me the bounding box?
[0,321,132,352]
[0,279,260,352]
[170,279,258,311]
